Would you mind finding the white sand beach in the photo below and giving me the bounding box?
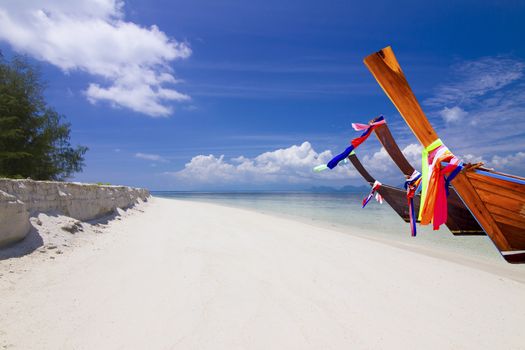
[1,197,524,349]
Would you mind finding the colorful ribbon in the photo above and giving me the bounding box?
[313,164,328,172]
[326,116,386,169]
[418,139,443,221]
[362,180,383,208]
[404,170,422,236]
[419,141,462,230]
[376,192,384,204]
[313,152,351,172]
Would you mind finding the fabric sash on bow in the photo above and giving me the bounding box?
[313,157,350,173]
[419,139,462,230]
[404,170,422,236]
[326,116,386,169]
[362,180,383,208]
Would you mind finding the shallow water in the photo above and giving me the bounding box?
[153,191,512,264]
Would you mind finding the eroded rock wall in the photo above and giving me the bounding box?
[0,179,149,247]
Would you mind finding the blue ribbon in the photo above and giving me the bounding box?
[327,116,385,169]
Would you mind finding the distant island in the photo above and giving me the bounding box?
[306,185,369,193]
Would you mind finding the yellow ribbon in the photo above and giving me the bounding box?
[418,138,443,220]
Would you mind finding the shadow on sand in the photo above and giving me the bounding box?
[0,226,44,261]
[0,208,125,261]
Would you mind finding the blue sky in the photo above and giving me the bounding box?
[0,0,524,190]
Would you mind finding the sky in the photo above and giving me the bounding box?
[0,0,524,190]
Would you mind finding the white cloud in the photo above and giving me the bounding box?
[488,152,525,168]
[359,143,422,176]
[135,152,168,163]
[460,153,486,164]
[439,106,468,123]
[166,142,359,186]
[361,148,392,173]
[401,143,422,169]
[0,0,191,117]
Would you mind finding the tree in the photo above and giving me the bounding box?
[0,55,87,180]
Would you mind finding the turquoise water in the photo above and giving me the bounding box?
[153,191,508,263]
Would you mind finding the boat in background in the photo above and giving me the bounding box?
[372,121,485,236]
[347,152,417,223]
[364,46,525,263]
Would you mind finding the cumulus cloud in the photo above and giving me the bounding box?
[488,151,525,168]
[401,143,422,169]
[361,148,392,173]
[135,152,168,163]
[439,106,468,123]
[457,151,524,174]
[360,143,421,175]
[460,153,486,164]
[166,142,359,186]
[0,0,191,116]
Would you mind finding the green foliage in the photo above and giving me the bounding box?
[0,55,87,180]
[96,182,111,186]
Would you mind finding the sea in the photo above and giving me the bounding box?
[152,191,515,265]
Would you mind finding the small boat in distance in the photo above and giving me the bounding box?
[364,46,525,263]
[372,120,485,236]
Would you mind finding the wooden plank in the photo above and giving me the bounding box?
[348,154,375,183]
[497,223,525,249]
[377,185,413,223]
[476,188,524,214]
[363,47,437,147]
[469,177,524,203]
[348,154,415,223]
[374,124,415,175]
[364,46,514,254]
[485,203,525,226]
[451,173,511,250]
[467,171,525,194]
[492,213,525,233]
[446,189,485,235]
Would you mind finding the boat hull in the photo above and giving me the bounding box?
[374,124,484,236]
[364,46,525,263]
[348,153,413,222]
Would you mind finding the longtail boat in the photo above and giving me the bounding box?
[373,121,485,236]
[347,152,418,222]
[364,46,525,263]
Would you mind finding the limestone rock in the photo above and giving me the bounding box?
[0,190,30,246]
[0,179,149,248]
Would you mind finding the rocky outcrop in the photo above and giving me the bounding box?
[0,190,31,246]
[0,179,149,247]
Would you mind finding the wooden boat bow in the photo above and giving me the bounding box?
[347,152,417,223]
[364,46,525,263]
[373,123,484,236]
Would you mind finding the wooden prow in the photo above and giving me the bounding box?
[348,154,375,184]
[373,123,484,236]
[374,124,415,175]
[364,46,525,262]
[365,47,437,147]
[348,153,416,223]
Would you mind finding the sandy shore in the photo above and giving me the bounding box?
[1,197,524,349]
